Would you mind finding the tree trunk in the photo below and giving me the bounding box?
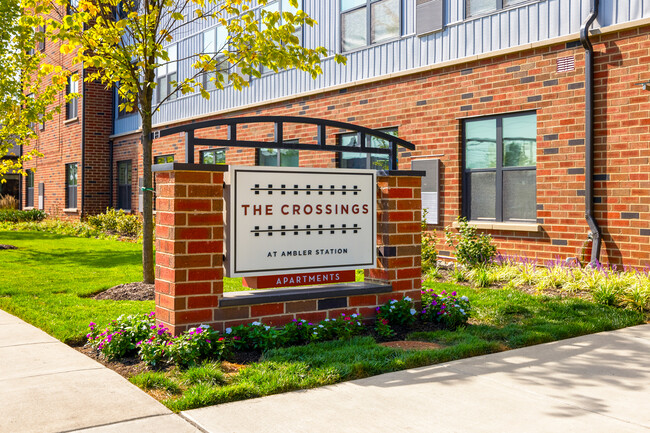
[141,113,155,284]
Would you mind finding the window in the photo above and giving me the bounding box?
[260,0,303,74]
[66,75,78,120]
[463,112,536,222]
[26,170,34,208]
[67,0,79,14]
[258,144,299,167]
[338,128,397,170]
[341,0,400,52]
[465,0,529,18]
[117,160,132,210]
[200,148,226,164]
[154,154,174,164]
[156,44,177,102]
[38,25,45,52]
[116,85,136,118]
[202,26,230,91]
[65,163,78,209]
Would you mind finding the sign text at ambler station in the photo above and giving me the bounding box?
[227,166,377,277]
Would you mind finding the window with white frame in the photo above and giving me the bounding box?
[66,75,78,120]
[65,163,78,209]
[202,26,230,91]
[465,0,529,18]
[156,44,177,102]
[463,112,537,222]
[341,0,400,52]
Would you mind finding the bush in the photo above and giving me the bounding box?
[375,297,417,328]
[87,312,158,360]
[0,194,18,209]
[444,217,497,268]
[421,210,438,273]
[0,209,47,222]
[87,208,142,238]
[421,289,471,329]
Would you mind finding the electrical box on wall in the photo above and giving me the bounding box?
[411,159,440,225]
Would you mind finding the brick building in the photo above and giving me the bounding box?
[20,0,650,267]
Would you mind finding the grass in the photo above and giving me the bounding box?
[0,230,253,343]
[136,282,644,411]
[1,230,645,411]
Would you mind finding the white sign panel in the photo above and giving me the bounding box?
[227,166,376,277]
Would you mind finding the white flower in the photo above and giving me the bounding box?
[351,314,358,318]
[404,296,412,302]
[454,304,459,308]
[264,325,270,330]
[188,327,197,333]
[410,309,416,315]
[460,309,465,314]
[324,319,330,322]
[461,296,469,302]
[225,327,232,334]
[200,324,210,329]
[357,322,362,326]
[390,300,398,304]
[319,325,324,328]
[251,321,261,326]
[390,306,395,310]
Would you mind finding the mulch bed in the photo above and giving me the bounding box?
[0,244,17,250]
[92,282,154,301]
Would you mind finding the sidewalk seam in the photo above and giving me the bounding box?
[2,366,105,381]
[0,341,59,349]
[56,413,176,433]
[178,412,211,433]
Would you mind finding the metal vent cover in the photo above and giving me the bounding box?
[416,0,444,37]
[557,56,575,73]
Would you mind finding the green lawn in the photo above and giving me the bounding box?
[1,229,646,412]
[0,231,153,343]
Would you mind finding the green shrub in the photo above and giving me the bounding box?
[444,217,497,268]
[87,312,158,360]
[421,210,438,273]
[375,297,417,328]
[87,208,142,238]
[421,289,471,329]
[0,209,47,222]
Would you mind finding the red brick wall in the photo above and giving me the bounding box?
[22,38,113,218]
[120,26,650,267]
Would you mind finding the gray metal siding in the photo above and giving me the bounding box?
[114,0,650,135]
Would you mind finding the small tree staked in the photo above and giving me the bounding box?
[30,0,345,283]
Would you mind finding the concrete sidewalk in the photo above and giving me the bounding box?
[2,307,649,433]
[0,309,199,433]
[184,324,650,433]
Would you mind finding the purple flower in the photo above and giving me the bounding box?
[150,325,156,330]
[451,291,457,296]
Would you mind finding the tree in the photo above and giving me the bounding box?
[32,0,345,283]
[0,0,69,180]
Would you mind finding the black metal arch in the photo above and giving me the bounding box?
[153,116,416,170]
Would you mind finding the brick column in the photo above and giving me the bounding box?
[366,173,422,305]
[154,166,225,335]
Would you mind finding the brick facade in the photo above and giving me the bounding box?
[154,167,422,335]
[24,24,650,268]
[121,26,650,268]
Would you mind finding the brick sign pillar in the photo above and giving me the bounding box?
[153,166,226,335]
[365,174,423,304]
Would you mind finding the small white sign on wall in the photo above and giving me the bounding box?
[226,166,377,277]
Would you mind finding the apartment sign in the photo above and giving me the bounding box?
[227,166,376,277]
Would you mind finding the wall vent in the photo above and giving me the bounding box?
[416,0,444,37]
[557,56,575,73]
